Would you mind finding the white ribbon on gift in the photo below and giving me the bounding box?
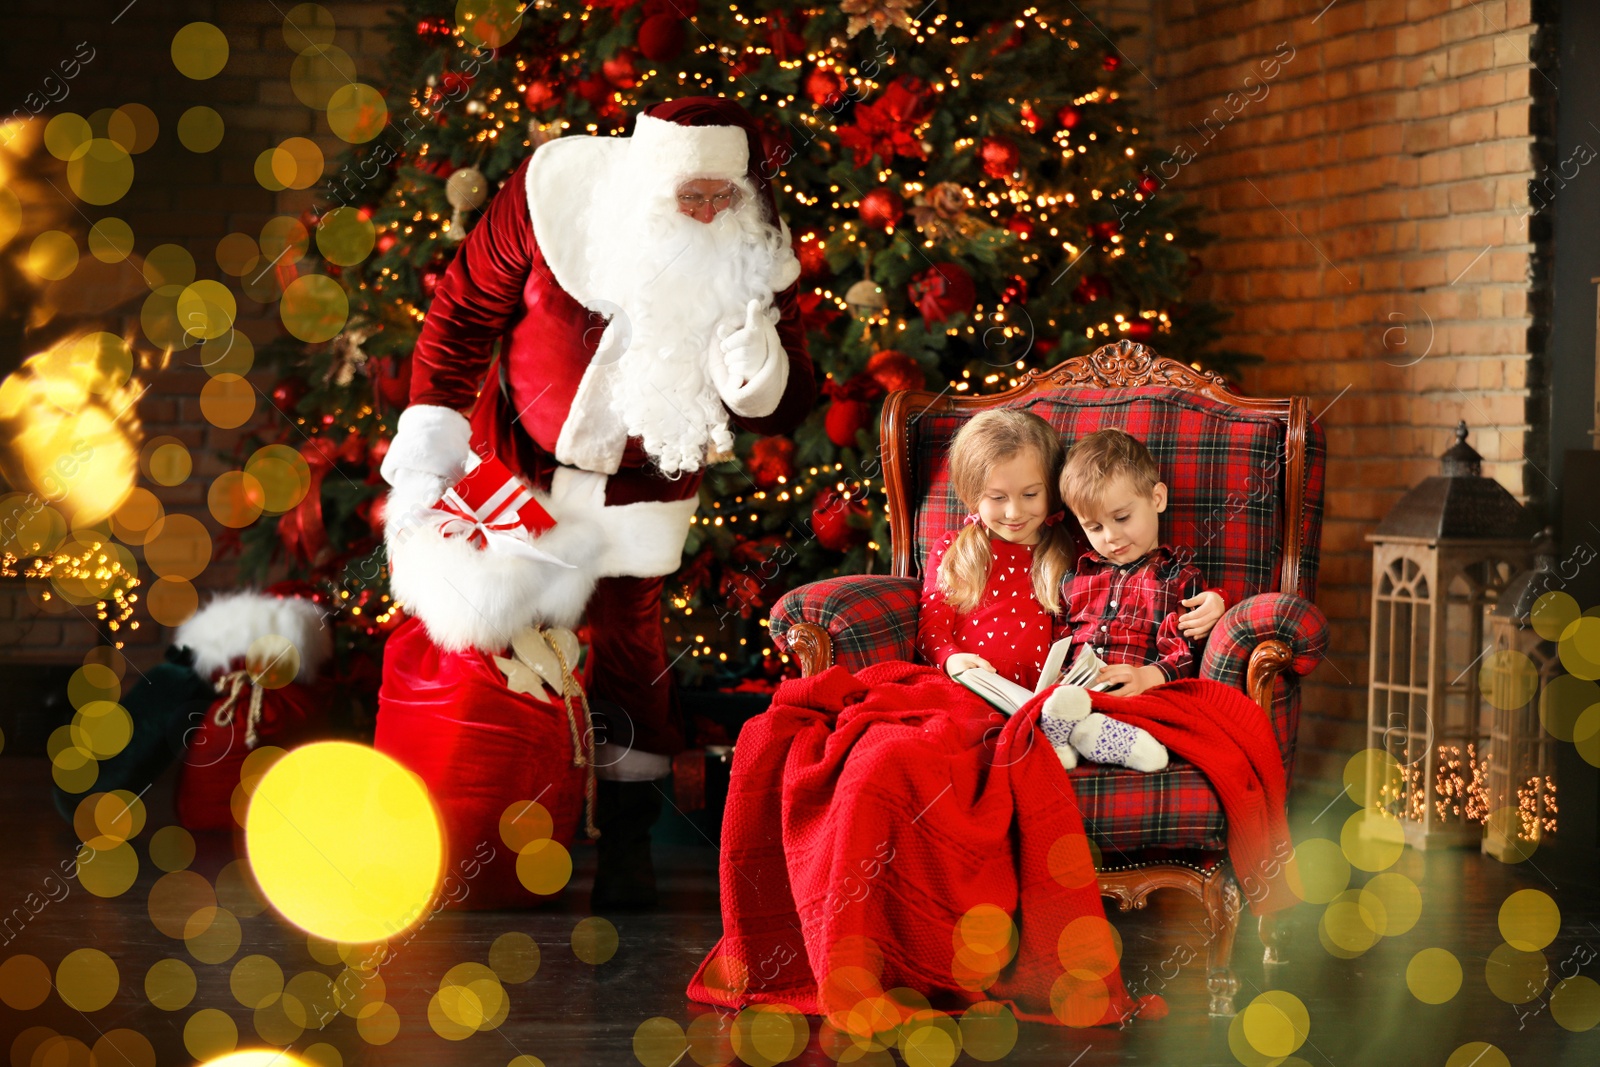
[434,479,577,570]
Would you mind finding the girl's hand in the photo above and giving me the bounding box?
[946,653,997,678]
[1178,590,1226,639]
[1095,663,1165,696]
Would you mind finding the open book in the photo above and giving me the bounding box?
[953,638,1114,715]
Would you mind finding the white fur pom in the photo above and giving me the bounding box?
[386,504,606,656]
[175,591,333,684]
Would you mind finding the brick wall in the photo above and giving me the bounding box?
[0,1,392,684]
[1144,0,1549,789]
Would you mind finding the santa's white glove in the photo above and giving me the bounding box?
[710,298,788,418]
[379,404,472,538]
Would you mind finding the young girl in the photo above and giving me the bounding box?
[917,411,1224,766]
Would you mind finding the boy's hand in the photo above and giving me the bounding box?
[1095,663,1165,696]
[1178,590,1226,639]
[946,653,996,678]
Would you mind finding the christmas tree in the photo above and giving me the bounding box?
[236,0,1249,706]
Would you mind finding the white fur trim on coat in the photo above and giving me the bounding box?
[628,112,749,185]
[174,591,333,683]
[380,404,473,484]
[552,313,631,475]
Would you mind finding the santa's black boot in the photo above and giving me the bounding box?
[590,778,663,911]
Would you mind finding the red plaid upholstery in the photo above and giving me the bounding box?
[771,575,920,670]
[771,375,1326,854]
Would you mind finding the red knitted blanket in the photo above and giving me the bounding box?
[685,662,1168,1029]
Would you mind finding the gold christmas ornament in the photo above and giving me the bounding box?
[444,166,490,243]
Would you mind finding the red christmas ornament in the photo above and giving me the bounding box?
[1104,54,1121,71]
[416,16,451,40]
[1072,273,1113,304]
[865,349,925,394]
[364,492,388,538]
[300,436,340,469]
[602,49,639,88]
[1005,214,1035,240]
[574,75,610,108]
[797,291,844,334]
[440,70,474,97]
[1138,174,1160,195]
[1087,220,1120,242]
[858,188,904,229]
[367,436,390,470]
[908,262,977,325]
[1056,103,1082,130]
[338,430,367,465]
[1019,102,1041,134]
[1125,319,1157,341]
[272,377,307,410]
[767,11,807,62]
[804,67,845,107]
[638,13,686,62]
[374,354,412,410]
[810,487,869,552]
[746,436,795,488]
[376,233,397,254]
[421,264,445,296]
[523,79,556,110]
[823,373,886,447]
[980,135,1020,180]
[796,229,829,279]
[1000,275,1028,305]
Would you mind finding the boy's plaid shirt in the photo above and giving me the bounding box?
[1061,544,1217,682]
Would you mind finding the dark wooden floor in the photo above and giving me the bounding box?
[3,756,1600,1065]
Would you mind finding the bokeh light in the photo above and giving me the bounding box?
[178,105,226,152]
[172,22,230,80]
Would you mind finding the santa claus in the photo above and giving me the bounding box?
[378,98,813,908]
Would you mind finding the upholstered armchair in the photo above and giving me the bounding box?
[769,342,1329,1015]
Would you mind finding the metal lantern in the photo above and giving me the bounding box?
[1365,422,1534,848]
[1480,537,1560,861]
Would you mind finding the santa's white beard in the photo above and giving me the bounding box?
[584,180,788,476]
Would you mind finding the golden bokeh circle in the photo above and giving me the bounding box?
[172,22,229,80]
[179,279,238,341]
[72,700,132,759]
[281,273,349,343]
[1048,971,1110,1028]
[145,957,197,1011]
[1483,804,1540,862]
[199,330,255,377]
[148,868,217,939]
[247,633,302,689]
[428,987,478,1041]
[9,1027,59,1067]
[92,1029,155,1067]
[200,373,255,429]
[1045,832,1098,889]
[1532,590,1580,641]
[145,438,193,486]
[457,0,524,48]
[255,148,288,192]
[1445,1043,1509,1067]
[1363,871,1421,937]
[177,105,225,153]
[245,445,310,511]
[316,207,377,266]
[217,859,268,917]
[144,512,212,580]
[108,104,159,154]
[1240,989,1309,1059]
[56,947,119,1011]
[284,3,337,50]
[303,1043,342,1067]
[143,243,197,289]
[231,954,285,1009]
[74,789,144,850]
[500,800,554,851]
[1485,942,1548,1004]
[89,217,135,263]
[147,576,199,627]
[1480,649,1539,710]
[151,824,197,872]
[272,137,325,190]
[1056,915,1120,980]
[957,1001,1017,1062]
[1576,703,1600,769]
[291,45,357,110]
[516,837,573,896]
[286,969,339,1028]
[78,840,139,898]
[44,112,92,160]
[571,915,619,965]
[209,470,266,527]
[489,931,541,984]
[327,83,388,144]
[217,233,261,277]
[1339,808,1405,872]
[356,1001,400,1044]
[68,138,136,206]
[183,1006,238,1060]
[31,1035,94,1066]
[141,284,193,351]
[110,487,165,545]
[1498,888,1560,951]
[1559,616,1600,680]
[245,742,443,944]
[256,995,307,1045]
[260,216,310,265]
[68,662,121,708]
[0,954,52,1010]
[27,230,79,281]
[1551,975,1600,1032]
[1320,891,1384,957]
[1539,674,1596,742]
[185,905,243,965]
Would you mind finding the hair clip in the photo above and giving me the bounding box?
[962,513,982,527]
[1043,510,1067,527]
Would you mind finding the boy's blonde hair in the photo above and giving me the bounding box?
[937,409,1074,615]
[1059,428,1163,517]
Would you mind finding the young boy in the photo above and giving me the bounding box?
[1039,428,1225,772]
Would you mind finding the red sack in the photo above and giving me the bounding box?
[375,617,589,910]
[176,663,327,832]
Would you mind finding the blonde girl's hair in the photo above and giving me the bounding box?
[936,408,1075,615]
[1058,428,1163,518]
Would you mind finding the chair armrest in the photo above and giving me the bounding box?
[1199,592,1329,766]
[771,575,922,677]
